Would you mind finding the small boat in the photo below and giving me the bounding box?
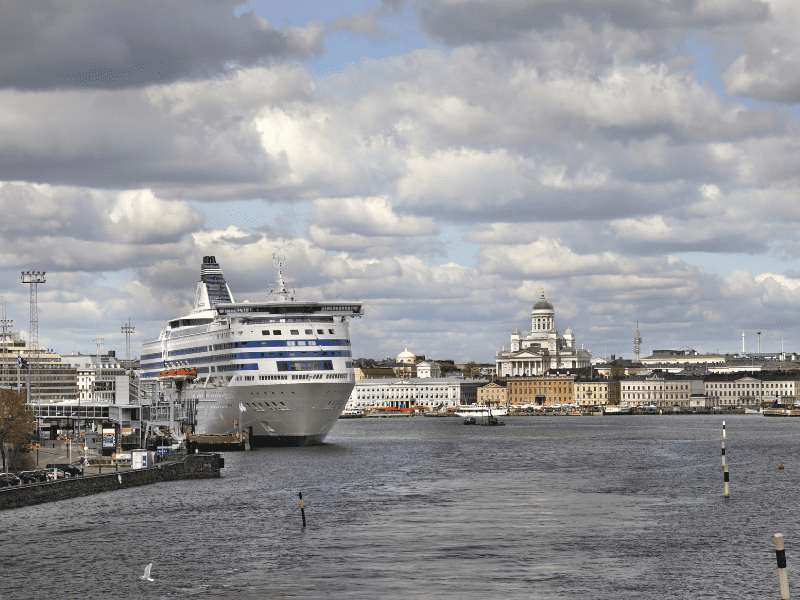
[339,408,364,419]
[454,405,509,418]
[743,407,762,415]
[463,417,477,425]
[479,406,505,426]
[603,403,631,415]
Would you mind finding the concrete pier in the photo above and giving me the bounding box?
[0,453,222,511]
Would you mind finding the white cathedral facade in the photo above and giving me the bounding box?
[495,291,592,377]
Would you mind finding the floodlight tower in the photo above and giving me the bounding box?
[94,336,104,365]
[121,319,135,364]
[93,336,104,403]
[21,270,46,402]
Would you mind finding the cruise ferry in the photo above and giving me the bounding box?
[139,256,363,446]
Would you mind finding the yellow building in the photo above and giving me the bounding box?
[574,379,620,407]
[476,381,507,407]
[507,374,576,406]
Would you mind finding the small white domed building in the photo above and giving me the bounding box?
[496,290,591,377]
[396,348,417,364]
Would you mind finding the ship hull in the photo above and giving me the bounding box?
[184,381,353,446]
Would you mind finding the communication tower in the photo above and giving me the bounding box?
[21,270,46,402]
[634,322,642,361]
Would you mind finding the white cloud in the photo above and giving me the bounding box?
[5,0,800,362]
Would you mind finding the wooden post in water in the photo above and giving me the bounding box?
[299,492,307,527]
[775,533,790,599]
[723,464,729,498]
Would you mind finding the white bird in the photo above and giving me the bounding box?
[140,562,154,582]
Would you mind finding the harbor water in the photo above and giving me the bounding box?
[3,415,800,599]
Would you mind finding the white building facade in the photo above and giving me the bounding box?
[704,375,799,406]
[620,373,704,408]
[346,378,479,410]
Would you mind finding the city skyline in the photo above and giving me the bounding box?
[2,0,800,362]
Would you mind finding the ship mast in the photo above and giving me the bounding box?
[270,255,293,302]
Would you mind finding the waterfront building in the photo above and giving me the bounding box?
[703,372,800,407]
[506,373,576,406]
[619,372,704,409]
[476,381,507,407]
[495,291,591,377]
[574,378,621,407]
[346,377,479,410]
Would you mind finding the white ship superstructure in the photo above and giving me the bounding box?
[139,256,363,446]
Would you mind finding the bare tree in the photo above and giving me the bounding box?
[463,361,482,379]
[0,388,34,472]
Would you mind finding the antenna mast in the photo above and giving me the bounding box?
[271,254,291,301]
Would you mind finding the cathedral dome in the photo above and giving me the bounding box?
[533,291,553,311]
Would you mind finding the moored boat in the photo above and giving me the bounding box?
[454,405,508,418]
[339,408,364,419]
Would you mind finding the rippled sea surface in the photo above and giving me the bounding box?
[3,415,800,599]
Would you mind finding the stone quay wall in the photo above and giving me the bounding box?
[0,453,222,511]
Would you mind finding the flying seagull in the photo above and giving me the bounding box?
[140,562,154,582]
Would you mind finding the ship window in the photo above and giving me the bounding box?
[317,329,324,334]
[329,329,335,334]
[262,330,270,335]
[273,330,281,335]
[290,329,299,335]
[305,329,313,334]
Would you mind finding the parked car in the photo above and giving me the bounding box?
[18,470,49,484]
[45,469,67,481]
[45,463,83,477]
[0,473,21,487]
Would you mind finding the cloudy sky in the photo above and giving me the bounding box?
[3,0,800,363]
